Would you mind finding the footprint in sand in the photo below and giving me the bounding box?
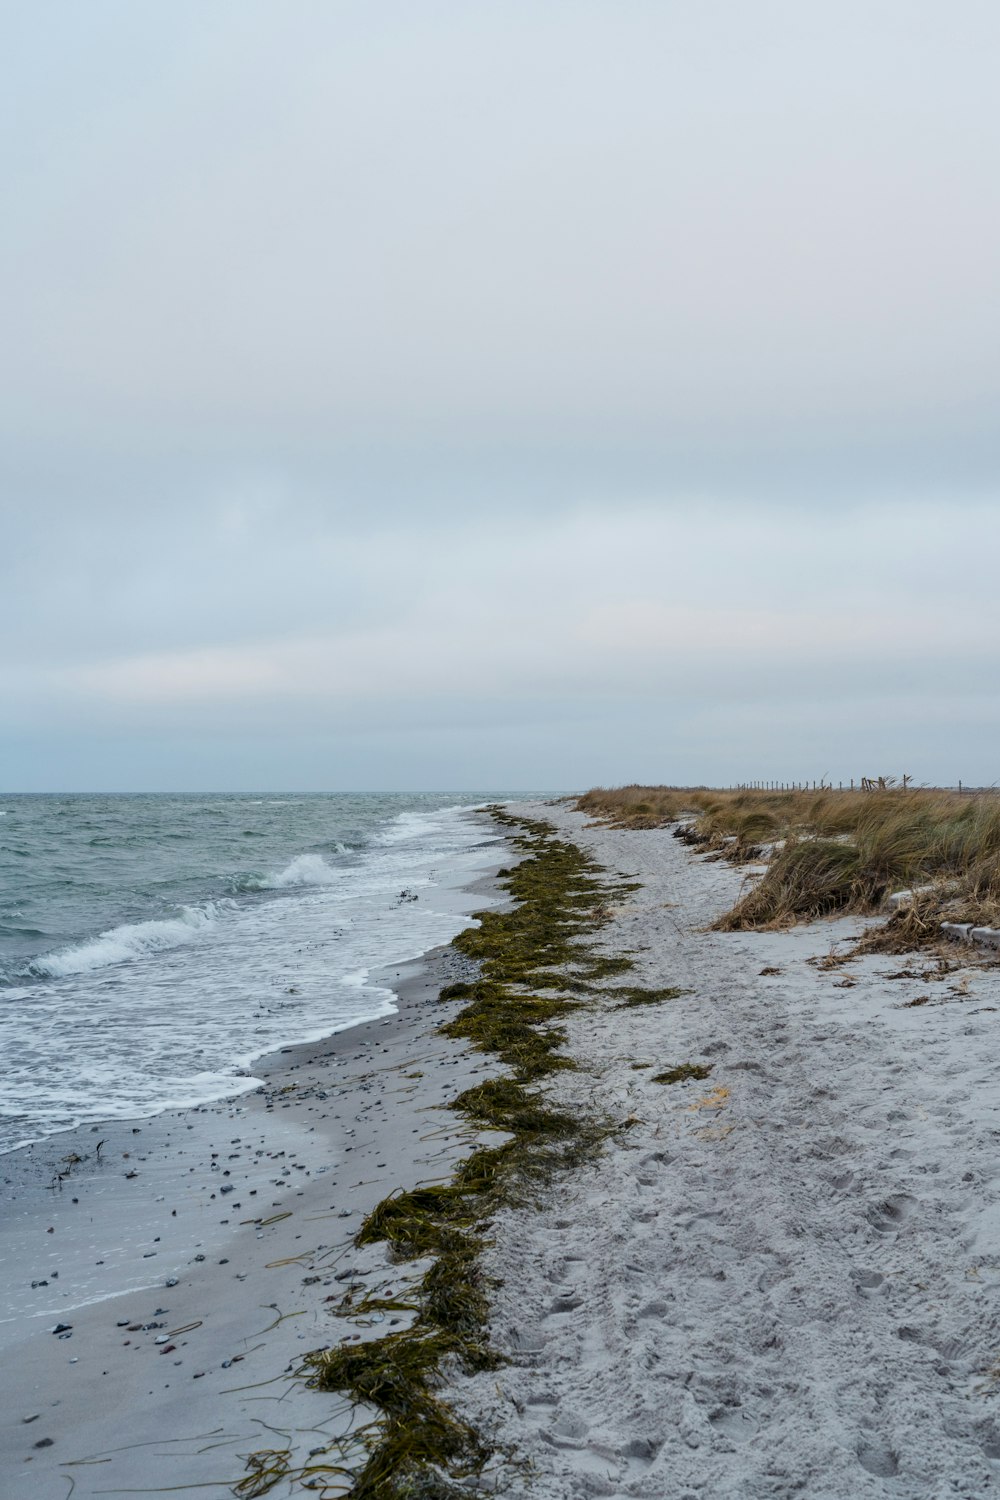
[857,1435,900,1477]
[709,1405,759,1445]
[866,1193,917,1232]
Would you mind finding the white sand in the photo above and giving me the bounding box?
[450,802,1000,1499]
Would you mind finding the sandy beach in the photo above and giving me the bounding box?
[8,799,1000,1499]
[0,857,509,1498]
[443,802,1000,1499]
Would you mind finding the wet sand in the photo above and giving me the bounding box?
[0,868,509,1497]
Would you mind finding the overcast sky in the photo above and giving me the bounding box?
[4,1,1000,791]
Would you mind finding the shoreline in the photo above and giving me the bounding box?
[9,798,1000,1495]
[0,852,507,1172]
[0,797,510,1163]
[0,842,514,1497]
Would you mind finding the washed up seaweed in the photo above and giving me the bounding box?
[651,1063,713,1085]
[295,809,652,1497]
[610,985,687,1009]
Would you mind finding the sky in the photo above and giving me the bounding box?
[4,0,1000,792]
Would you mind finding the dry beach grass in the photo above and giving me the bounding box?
[578,784,1000,944]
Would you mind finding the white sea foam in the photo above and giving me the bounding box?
[262,853,339,887]
[376,811,436,844]
[30,903,223,977]
[1,802,507,1155]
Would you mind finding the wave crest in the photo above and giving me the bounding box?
[30,904,222,978]
[259,853,340,888]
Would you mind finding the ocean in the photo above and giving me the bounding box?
[0,792,513,1156]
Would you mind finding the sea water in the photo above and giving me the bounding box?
[0,793,513,1154]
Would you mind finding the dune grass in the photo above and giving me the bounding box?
[578,785,1000,945]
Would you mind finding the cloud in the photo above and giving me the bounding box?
[5,3,1000,787]
[4,2,1000,471]
[7,498,997,720]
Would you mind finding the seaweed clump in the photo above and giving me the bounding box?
[303,808,638,1498]
[610,985,686,1009]
[651,1063,713,1085]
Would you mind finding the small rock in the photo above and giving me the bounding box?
[34,1437,54,1449]
[51,1323,72,1335]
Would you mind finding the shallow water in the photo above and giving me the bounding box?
[0,792,511,1152]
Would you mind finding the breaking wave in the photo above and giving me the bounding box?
[251,852,345,889]
[29,904,224,978]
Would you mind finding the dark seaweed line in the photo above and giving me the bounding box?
[251,808,647,1499]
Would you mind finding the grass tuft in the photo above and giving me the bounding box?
[579,785,1000,951]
